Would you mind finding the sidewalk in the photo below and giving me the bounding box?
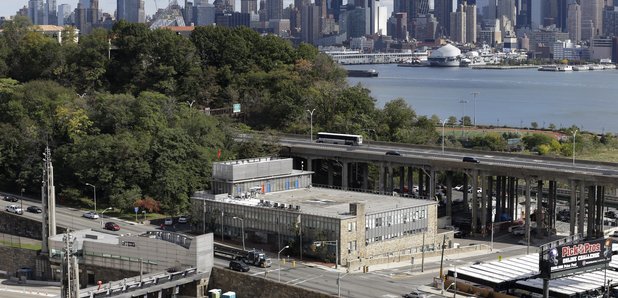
[364,247,492,272]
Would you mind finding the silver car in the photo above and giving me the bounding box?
[83,211,100,219]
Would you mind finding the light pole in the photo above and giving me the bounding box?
[100,207,113,227]
[441,119,447,154]
[471,91,479,127]
[572,129,578,165]
[306,109,316,142]
[314,240,339,269]
[20,188,24,213]
[85,183,96,214]
[459,100,467,137]
[278,245,289,282]
[233,216,245,251]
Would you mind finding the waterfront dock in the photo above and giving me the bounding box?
[470,65,539,70]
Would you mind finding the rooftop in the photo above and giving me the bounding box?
[198,187,436,218]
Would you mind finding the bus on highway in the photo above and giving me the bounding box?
[316,132,363,145]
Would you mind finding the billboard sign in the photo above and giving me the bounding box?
[540,237,612,279]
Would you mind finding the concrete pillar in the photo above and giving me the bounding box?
[597,186,605,238]
[388,165,394,192]
[578,182,585,237]
[378,163,385,193]
[463,174,469,204]
[487,176,494,222]
[446,172,453,222]
[513,178,519,221]
[481,175,488,233]
[501,177,508,219]
[587,185,595,238]
[548,181,556,230]
[525,178,532,251]
[570,180,577,236]
[471,171,478,233]
[407,166,414,197]
[418,169,425,198]
[495,176,501,222]
[429,169,436,200]
[361,163,368,190]
[399,166,405,193]
[306,157,313,171]
[342,161,349,190]
[327,160,334,186]
[537,180,544,236]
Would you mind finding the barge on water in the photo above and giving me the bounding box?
[347,69,378,77]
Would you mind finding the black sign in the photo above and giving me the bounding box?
[540,238,612,279]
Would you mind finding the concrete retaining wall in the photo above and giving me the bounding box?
[0,212,65,240]
[208,267,334,298]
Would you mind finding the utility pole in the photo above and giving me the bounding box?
[61,230,79,298]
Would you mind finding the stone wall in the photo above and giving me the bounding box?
[208,267,334,298]
[0,246,39,278]
[0,212,65,240]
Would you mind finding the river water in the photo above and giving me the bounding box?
[345,64,618,133]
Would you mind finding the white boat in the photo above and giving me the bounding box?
[572,65,588,71]
[589,64,604,70]
[538,65,572,72]
[558,65,572,71]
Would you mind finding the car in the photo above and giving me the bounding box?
[178,216,188,224]
[3,195,18,202]
[164,218,173,226]
[606,211,616,219]
[454,185,464,191]
[511,226,526,236]
[5,205,23,215]
[402,290,427,298]
[26,206,42,213]
[104,222,120,231]
[83,211,100,219]
[385,151,401,156]
[462,156,480,163]
[229,260,250,272]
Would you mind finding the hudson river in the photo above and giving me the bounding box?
[345,64,618,133]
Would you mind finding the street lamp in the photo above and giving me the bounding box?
[85,183,96,214]
[441,119,447,154]
[306,109,316,142]
[100,207,113,227]
[471,91,479,127]
[233,216,245,251]
[572,129,578,165]
[314,240,339,269]
[278,245,289,282]
[459,100,468,137]
[20,188,24,213]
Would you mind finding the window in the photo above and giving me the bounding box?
[348,241,357,252]
[348,222,356,232]
[375,217,382,227]
[421,209,426,219]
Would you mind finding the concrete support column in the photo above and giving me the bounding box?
[537,180,544,236]
[429,169,436,200]
[471,171,478,233]
[327,160,334,186]
[597,186,605,238]
[341,161,349,190]
[378,163,385,193]
[446,171,453,222]
[495,176,501,222]
[388,165,394,192]
[480,175,488,234]
[463,174,469,204]
[487,176,494,222]
[407,166,414,197]
[399,166,405,193]
[548,181,556,230]
[578,183,585,237]
[525,178,532,252]
[570,180,577,236]
[362,163,369,190]
[587,185,596,238]
[513,178,519,221]
[306,157,313,171]
[418,169,425,198]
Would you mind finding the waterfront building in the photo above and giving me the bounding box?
[552,39,584,61]
[590,36,613,61]
[530,27,569,53]
[567,3,581,43]
[117,0,146,23]
[428,43,461,66]
[477,18,501,46]
[191,157,442,268]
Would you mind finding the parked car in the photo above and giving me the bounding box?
[6,205,23,215]
[164,218,173,226]
[3,195,18,202]
[104,222,120,231]
[454,185,464,191]
[511,226,526,236]
[83,211,99,219]
[178,216,189,224]
[26,206,42,213]
[606,211,616,219]
[402,290,427,298]
[229,260,250,272]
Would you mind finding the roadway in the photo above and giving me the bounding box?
[279,135,618,185]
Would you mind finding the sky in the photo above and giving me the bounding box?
[0,0,398,21]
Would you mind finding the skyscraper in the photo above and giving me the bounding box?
[57,4,71,26]
[28,0,43,25]
[465,3,477,43]
[434,0,453,36]
[567,3,581,42]
[267,0,283,20]
[76,0,99,35]
[241,0,258,14]
[497,0,516,27]
[516,0,532,29]
[117,0,145,23]
[542,0,568,30]
[581,0,603,40]
[301,4,320,43]
[450,3,466,43]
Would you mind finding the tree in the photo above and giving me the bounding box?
[522,133,554,151]
[447,116,457,126]
[460,116,472,126]
[548,123,556,130]
[530,122,538,129]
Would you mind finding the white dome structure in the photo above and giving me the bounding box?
[428,44,462,67]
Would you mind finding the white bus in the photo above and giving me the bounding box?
[316,132,363,145]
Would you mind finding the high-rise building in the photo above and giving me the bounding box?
[76,0,99,35]
[267,0,283,20]
[374,5,387,35]
[450,3,466,43]
[194,1,216,25]
[393,12,407,40]
[542,0,568,31]
[241,0,258,14]
[301,4,321,44]
[516,0,532,29]
[117,0,145,23]
[465,3,477,43]
[28,0,43,25]
[487,0,496,20]
[434,0,453,36]
[567,3,581,42]
[497,0,516,27]
[45,0,57,25]
[57,4,71,26]
[581,0,603,40]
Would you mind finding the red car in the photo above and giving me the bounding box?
[104,222,120,231]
